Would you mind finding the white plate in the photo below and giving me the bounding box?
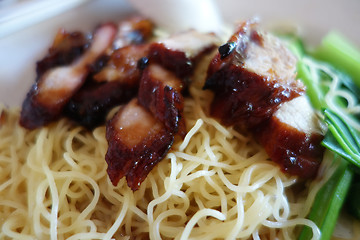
[0,0,359,108]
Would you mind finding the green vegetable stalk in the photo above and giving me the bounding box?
[298,158,353,240]
[312,31,360,89]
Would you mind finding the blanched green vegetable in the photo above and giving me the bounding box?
[322,109,360,168]
[291,32,360,240]
[298,158,353,240]
[312,31,360,89]
[296,60,325,110]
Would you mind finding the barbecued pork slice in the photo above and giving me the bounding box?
[203,20,305,128]
[64,16,154,129]
[93,44,150,84]
[138,64,186,137]
[114,16,154,49]
[253,96,325,178]
[64,81,137,129]
[149,30,220,78]
[105,99,173,190]
[20,23,117,129]
[64,44,150,129]
[36,29,89,77]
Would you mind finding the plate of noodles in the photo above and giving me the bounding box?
[0,0,360,239]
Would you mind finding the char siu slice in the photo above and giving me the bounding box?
[93,44,150,84]
[138,64,186,137]
[63,16,155,129]
[149,30,220,78]
[20,23,117,129]
[203,20,325,178]
[113,16,154,49]
[105,99,173,190]
[64,81,137,129]
[64,44,150,129]
[203,20,305,128]
[253,96,325,178]
[106,64,188,190]
[36,29,89,77]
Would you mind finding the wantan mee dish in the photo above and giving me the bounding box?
[1,15,360,240]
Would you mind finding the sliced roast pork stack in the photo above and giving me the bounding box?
[65,44,151,129]
[104,30,221,190]
[64,16,155,129]
[203,20,325,178]
[20,23,117,129]
[105,99,173,190]
[105,64,185,190]
[149,30,220,78]
[253,96,325,178]
[203,20,305,128]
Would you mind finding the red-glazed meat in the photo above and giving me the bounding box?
[253,96,325,178]
[203,20,325,179]
[149,30,220,78]
[65,44,150,129]
[138,64,186,137]
[64,81,137,129]
[105,99,173,190]
[36,29,89,78]
[20,23,117,129]
[203,20,305,128]
[114,16,154,49]
[93,44,150,84]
